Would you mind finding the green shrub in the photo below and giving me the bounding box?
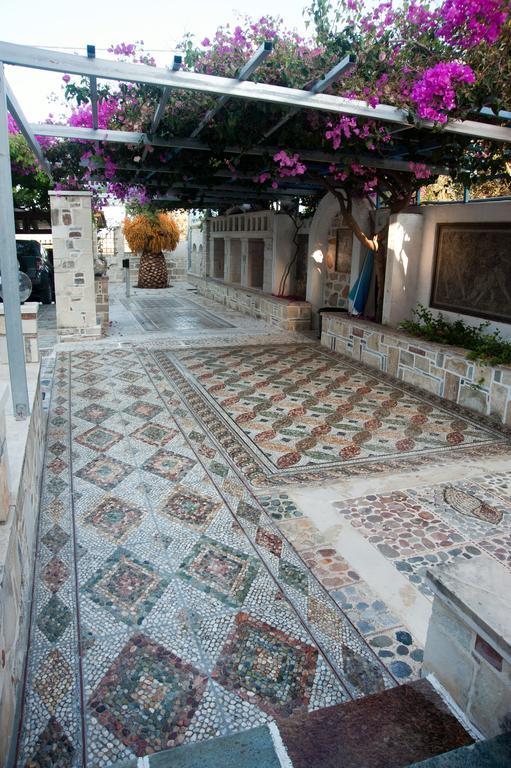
[399,306,511,366]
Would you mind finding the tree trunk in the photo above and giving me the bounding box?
[137,251,168,289]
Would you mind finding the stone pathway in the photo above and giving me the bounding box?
[15,286,511,766]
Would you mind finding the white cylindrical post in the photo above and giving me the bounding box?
[0,63,29,419]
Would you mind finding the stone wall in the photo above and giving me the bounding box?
[189,276,311,332]
[0,303,39,364]
[95,276,109,335]
[0,371,44,763]
[423,556,511,738]
[321,313,511,426]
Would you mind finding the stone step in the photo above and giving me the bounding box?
[112,679,474,768]
[275,678,473,768]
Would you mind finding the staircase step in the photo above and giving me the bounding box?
[276,679,473,768]
[408,732,511,767]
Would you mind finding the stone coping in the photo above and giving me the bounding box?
[0,302,39,318]
[320,313,511,369]
[426,555,511,662]
[202,277,310,307]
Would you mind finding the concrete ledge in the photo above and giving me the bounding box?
[321,314,511,426]
[0,302,39,364]
[189,275,311,332]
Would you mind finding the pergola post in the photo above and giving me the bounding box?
[0,62,29,419]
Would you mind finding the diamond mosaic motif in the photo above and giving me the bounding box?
[36,595,72,642]
[178,536,260,607]
[42,556,70,593]
[76,456,134,491]
[89,633,208,756]
[74,372,104,386]
[82,496,145,542]
[142,449,195,482]
[256,527,283,557]
[33,650,73,715]
[122,384,150,398]
[83,548,169,625]
[27,717,74,767]
[237,500,261,526]
[47,476,68,497]
[279,559,309,595]
[48,440,67,456]
[80,386,107,401]
[126,400,163,420]
[117,370,143,382]
[130,422,177,447]
[74,403,115,424]
[212,612,318,717]
[75,426,123,452]
[41,525,70,555]
[159,486,221,529]
[47,457,68,475]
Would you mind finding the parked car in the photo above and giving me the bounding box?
[15,240,54,304]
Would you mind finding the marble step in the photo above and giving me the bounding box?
[408,732,511,767]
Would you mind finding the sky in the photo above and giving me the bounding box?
[2,0,309,121]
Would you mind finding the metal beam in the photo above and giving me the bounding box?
[87,45,98,130]
[3,41,510,143]
[29,123,448,173]
[5,81,52,176]
[260,53,356,143]
[141,55,183,163]
[0,63,30,419]
[191,41,273,138]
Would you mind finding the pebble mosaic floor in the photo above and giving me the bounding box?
[154,343,509,487]
[18,344,420,768]
[19,291,511,767]
[333,474,511,599]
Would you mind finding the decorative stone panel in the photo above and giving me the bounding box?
[321,313,511,426]
[189,276,311,332]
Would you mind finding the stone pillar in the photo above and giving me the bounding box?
[423,555,511,738]
[95,276,109,335]
[382,213,424,327]
[49,191,101,342]
[110,225,125,284]
[263,237,273,294]
[0,303,39,364]
[240,239,249,287]
[223,237,232,282]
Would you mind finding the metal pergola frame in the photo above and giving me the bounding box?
[1,40,510,418]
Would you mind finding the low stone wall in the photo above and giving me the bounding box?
[0,369,44,763]
[321,314,511,426]
[0,303,39,364]
[189,276,312,332]
[423,556,511,738]
[95,275,109,335]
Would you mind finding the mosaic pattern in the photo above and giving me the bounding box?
[89,634,209,756]
[153,344,508,486]
[212,613,318,718]
[81,496,145,542]
[76,456,134,491]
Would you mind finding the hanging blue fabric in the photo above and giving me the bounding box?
[349,250,374,315]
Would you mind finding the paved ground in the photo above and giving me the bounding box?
[16,284,511,766]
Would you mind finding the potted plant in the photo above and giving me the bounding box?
[123,211,180,289]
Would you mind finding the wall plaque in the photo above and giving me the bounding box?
[430,223,511,323]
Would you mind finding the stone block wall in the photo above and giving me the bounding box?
[0,373,44,763]
[0,303,39,364]
[423,556,511,738]
[95,276,109,335]
[189,276,311,332]
[321,313,511,426]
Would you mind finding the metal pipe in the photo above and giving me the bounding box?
[0,63,30,419]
